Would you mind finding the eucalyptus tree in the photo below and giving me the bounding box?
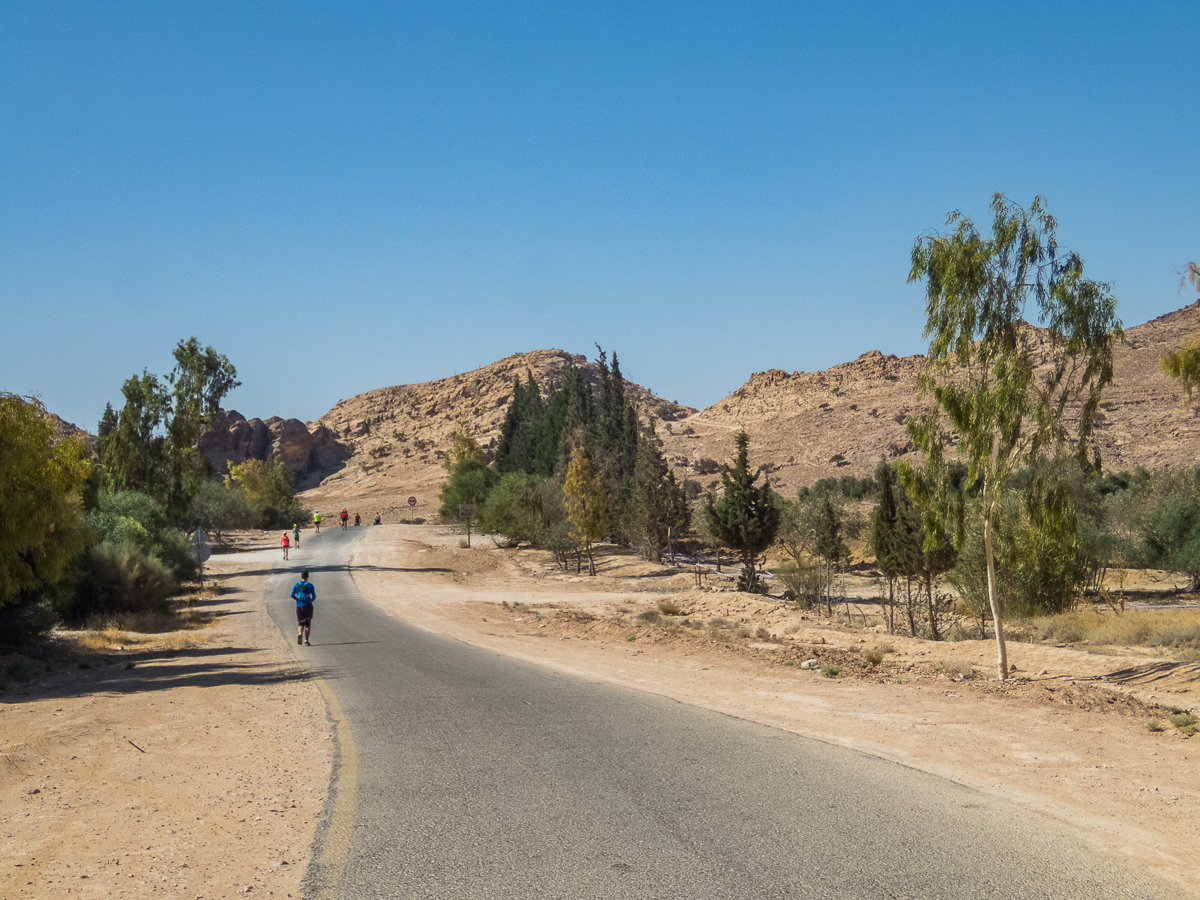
[904,194,1122,679]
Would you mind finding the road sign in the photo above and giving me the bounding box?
[191,527,212,564]
[408,496,417,507]
[458,504,475,519]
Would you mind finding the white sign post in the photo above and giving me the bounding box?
[192,527,212,593]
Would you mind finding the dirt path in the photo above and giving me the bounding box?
[0,551,330,900]
[350,524,1200,896]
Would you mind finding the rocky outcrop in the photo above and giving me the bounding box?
[199,410,346,478]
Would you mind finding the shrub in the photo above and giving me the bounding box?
[637,609,662,624]
[69,542,176,621]
[865,649,884,666]
[1148,624,1200,650]
[1171,712,1197,736]
[821,665,841,678]
[8,655,35,683]
[1146,719,1164,732]
[657,600,681,615]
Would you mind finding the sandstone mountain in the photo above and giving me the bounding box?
[199,301,1200,521]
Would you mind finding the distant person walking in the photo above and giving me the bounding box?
[293,523,301,547]
[374,512,381,525]
[291,570,315,646]
[280,532,290,560]
[340,507,348,530]
[354,512,361,527]
[313,511,321,533]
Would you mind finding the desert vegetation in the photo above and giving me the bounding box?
[0,338,307,659]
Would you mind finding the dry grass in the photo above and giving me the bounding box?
[1023,608,1200,653]
[59,598,216,655]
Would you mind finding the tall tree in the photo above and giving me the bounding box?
[494,373,545,474]
[0,395,93,609]
[98,338,238,516]
[702,431,781,593]
[630,419,689,563]
[904,193,1122,679]
[563,446,609,576]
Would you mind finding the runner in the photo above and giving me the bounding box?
[280,531,290,560]
[340,507,348,529]
[293,523,301,547]
[354,512,361,527]
[313,511,321,533]
[374,512,381,525]
[291,570,315,646]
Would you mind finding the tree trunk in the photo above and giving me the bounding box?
[924,572,940,641]
[904,577,917,636]
[586,541,596,577]
[984,507,1009,679]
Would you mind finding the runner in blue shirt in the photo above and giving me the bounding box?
[291,570,316,646]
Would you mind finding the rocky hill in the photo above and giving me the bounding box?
[199,301,1200,520]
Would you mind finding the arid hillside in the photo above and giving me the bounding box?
[660,299,1200,496]
[196,300,1200,519]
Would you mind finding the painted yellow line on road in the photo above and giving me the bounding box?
[309,674,359,900]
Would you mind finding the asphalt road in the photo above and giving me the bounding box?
[266,528,1175,899]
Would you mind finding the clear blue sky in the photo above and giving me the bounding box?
[3,2,1197,431]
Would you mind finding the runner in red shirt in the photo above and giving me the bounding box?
[340,507,348,530]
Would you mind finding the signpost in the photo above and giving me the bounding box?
[459,503,475,547]
[408,495,417,523]
[191,527,211,593]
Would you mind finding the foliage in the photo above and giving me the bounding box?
[1137,488,1200,592]
[630,420,690,563]
[438,458,500,521]
[701,431,780,593]
[0,394,93,611]
[227,458,306,529]
[478,472,556,546]
[189,478,256,543]
[97,338,239,517]
[67,541,176,621]
[442,421,486,474]
[904,193,1122,678]
[88,490,196,582]
[563,446,609,576]
[1160,340,1200,408]
[797,474,875,502]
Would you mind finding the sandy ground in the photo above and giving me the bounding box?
[0,547,331,900]
[3,523,1198,897]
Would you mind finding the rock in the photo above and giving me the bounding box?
[800,659,819,670]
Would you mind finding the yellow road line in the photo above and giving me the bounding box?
[308,674,359,900]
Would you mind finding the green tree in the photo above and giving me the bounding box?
[495,373,545,474]
[702,431,781,593]
[98,338,239,516]
[0,395,93,611]
[905,193,1122,679]
[438,458,500,521]
[630,420,690,563]
[563,446,609,576]
[443,421,486,474]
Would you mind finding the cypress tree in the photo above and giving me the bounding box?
[702,431,780,593]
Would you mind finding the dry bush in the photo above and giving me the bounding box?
[940,659,974,679]
[637,609,663,624]
[657,600,681,615]
[1025,609,1200,650]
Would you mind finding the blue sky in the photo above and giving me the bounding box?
[3,2,1197,431]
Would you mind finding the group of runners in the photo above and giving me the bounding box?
[281,506,384,646]
[282,507,384,557]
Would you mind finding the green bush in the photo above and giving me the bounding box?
[69,541,176,621]
[8,655,35,683]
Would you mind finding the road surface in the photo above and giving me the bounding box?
[266,528,1173,899]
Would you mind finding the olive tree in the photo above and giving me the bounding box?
[904,194,1122,680]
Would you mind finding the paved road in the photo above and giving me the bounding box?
[266,529,1174,899]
